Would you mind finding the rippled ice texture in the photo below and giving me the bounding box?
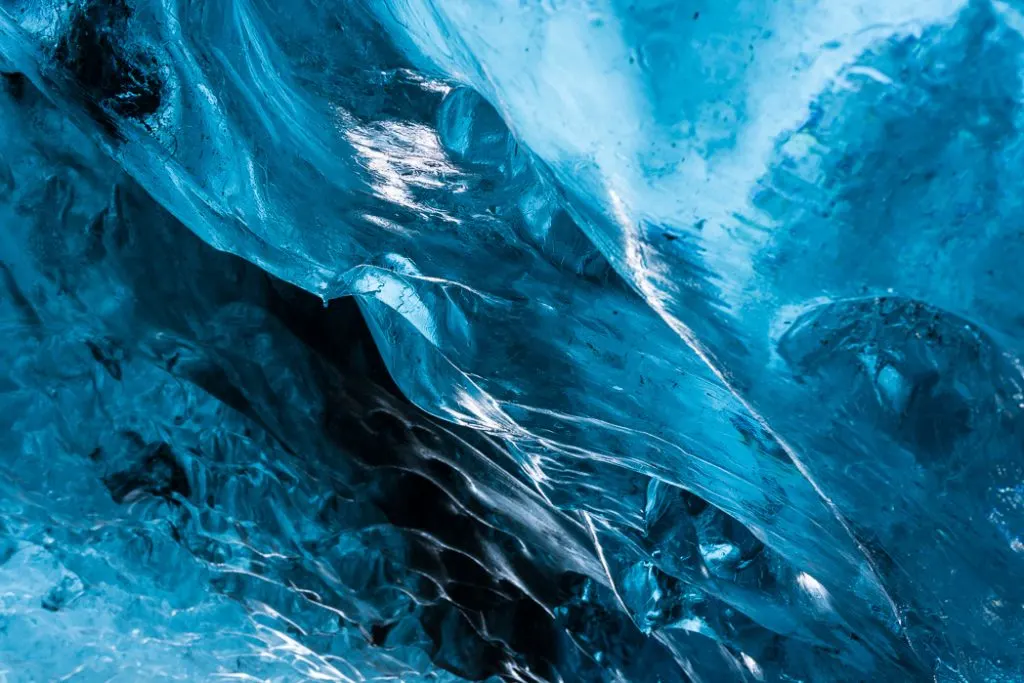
[0,0,1022,680]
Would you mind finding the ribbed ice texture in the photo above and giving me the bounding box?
[0,1,1022,681]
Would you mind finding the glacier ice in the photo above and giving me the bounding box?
[0,0,1023,680]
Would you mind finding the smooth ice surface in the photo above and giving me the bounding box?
[0,0,1022,680]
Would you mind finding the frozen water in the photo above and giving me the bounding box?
[0,0,1023,680]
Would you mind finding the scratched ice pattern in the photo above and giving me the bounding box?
[0,0,1022,681]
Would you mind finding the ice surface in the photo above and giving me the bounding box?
[0,0,1022,680]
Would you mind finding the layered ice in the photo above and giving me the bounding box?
[0,0,1022,680]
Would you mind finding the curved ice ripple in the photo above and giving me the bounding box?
[0,78,631,682]
[0,0,1022,680]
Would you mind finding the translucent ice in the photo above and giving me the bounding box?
[0,0,1022,680]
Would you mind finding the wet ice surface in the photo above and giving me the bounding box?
[0,0,1023,681]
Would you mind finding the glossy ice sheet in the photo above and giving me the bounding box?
[0,0,1022,680]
